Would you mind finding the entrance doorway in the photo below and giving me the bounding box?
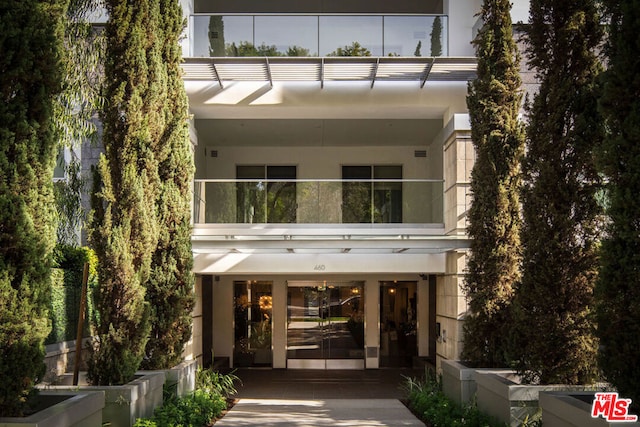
[233,281,273,367]
[379,281,417,367]
[287,281,365,369]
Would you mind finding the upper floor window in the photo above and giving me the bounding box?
[236,165,297,224]
[342,165,402,223]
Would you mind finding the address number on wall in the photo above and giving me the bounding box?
[313,264,326,271]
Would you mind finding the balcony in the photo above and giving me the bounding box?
[192,15,448,58]
[193,179,443,225]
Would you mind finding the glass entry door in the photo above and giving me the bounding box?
[287,281,365,369]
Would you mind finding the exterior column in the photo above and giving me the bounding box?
[438,114,474,369]
[187,275,203,365]
[364,280,380,368]
[272,279,287,368]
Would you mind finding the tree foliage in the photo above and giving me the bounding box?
[53,0,104,245]
[596,0,640,410]
[510,0,604,384]
[226,41,282,57]
[328,41,372,57]
[88,0,164,385]
[208,15,225,56]
[0,0,68,415]
[462,0,525,368]
[141,0,195,370]
[431,16,443,56]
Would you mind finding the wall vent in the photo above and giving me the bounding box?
[414,150,427,158]
[210,149,218,158]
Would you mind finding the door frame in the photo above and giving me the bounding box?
[286,280,365,369]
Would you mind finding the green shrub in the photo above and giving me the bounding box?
[404,370,506,427]
[133,390,226,427]
[134,369,238,427]
[196,368,240,398]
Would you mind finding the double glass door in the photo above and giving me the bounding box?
[286,281,365,369]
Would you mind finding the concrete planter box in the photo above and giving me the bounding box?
[0,391,104,427]
[164,359,198,398]
[540,391,640,427]
[441,360,512,406]
[475,371,596,427]
[43,371,165,427]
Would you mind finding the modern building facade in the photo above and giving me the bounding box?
[170,0,528,371]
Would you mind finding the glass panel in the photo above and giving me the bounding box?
[287,286,323,359]
[297,181,342,223]
[266,166,297,223]
[234,281,273,367]
[255,16,318,56]
[194,180,444,224]
[374,166,402,223]
[287,282,364,361]
[325,284,364,360]
[236,167,265,224]
[379,281,417,367]
[193,15,254,57]
[192,15,448,58]
[384,16,446,57]
[342,166,372,223]
[236,181,266,223]
[319,16,383,56]
[267,181,297,223]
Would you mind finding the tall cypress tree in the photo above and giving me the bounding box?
[0,0,68,415]
[141,0,195,370]
[88,0,163,385]
[208,15,225,56]
[462,0,524,367]
[430,16,443,57]
[511,0,604,384]
[597,0,640,409]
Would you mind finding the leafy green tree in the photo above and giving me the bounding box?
[462,0,525,368]
[328,41,371,57]
[256,43,282,56]
[141,0,195,370]
[511,0,604,384]
[431,16,443,56]
[88,0,164,385]
[286,46,311,57]
[226,41,282,57]
[596,0,640,410]
[0,0,68,415]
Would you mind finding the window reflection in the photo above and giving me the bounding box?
[255,16,317,56]
[319,16,382,56]
[384,16,445,57]
[192,15,447,57]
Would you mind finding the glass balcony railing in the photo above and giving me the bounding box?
[192,15,448,58]
[193,179,444,225]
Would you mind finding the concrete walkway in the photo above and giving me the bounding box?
[214,369,427,427]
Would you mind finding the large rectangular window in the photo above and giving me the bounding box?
[342,165,402,223]
[236,165,297,223]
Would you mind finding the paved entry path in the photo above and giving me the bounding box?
[214,369,427,427]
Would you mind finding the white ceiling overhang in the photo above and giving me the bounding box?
[182,56,477,88]
[191,224,469,274]
[192,252,449,275]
